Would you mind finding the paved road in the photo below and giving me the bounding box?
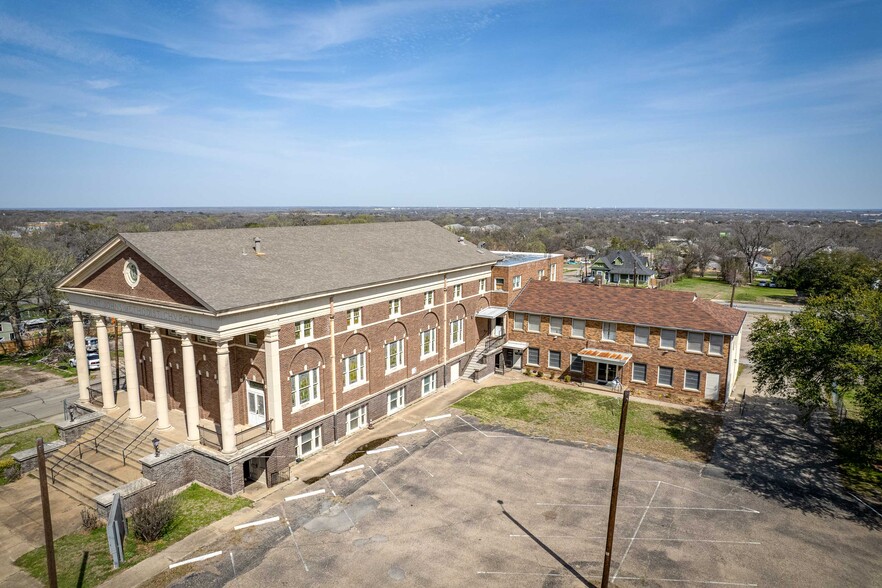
[0,382,79,427]
[710,300,801,315]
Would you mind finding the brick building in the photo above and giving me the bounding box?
[506,280,746,402]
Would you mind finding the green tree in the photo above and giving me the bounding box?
[749,289,882,445]
[780,250,881,296]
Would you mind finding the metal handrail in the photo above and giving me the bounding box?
[122,418,158,466]
[197,419,273,451]
[197,424,222,450]
[50,408,129,484]
[484,335,504,352]
[237,419,273,446]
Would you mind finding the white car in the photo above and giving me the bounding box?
[70,353,100,370]
[64,337,99,352]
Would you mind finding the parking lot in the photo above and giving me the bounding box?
[159,411,881,588]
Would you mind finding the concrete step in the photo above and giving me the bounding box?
[48,453,129,488]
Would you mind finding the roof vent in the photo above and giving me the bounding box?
[458,236,465,244]
[253,237,264,256]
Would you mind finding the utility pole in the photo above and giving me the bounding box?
[729,268,737,308]
[601,389,630,588]
[36,438,58,588]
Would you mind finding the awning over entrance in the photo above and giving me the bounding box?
[577,348,633,366]
[476,306,508,319]
[503,341,528,350]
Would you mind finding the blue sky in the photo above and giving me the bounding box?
[0,0,880,209]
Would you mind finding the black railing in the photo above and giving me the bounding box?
[197,424,222,450]
[122,418,158,466]
[484,335,505,353]
[87,382,121,407]
[197,419,274,452]
[50,408,129,484]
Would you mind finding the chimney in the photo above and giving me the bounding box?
[253,237,263,256]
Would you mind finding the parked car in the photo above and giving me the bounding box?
[64,336,99,352]
[70,352,100,370]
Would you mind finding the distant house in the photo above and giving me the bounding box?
[482,224,502,232]
[443,223,466,232]
[577,245,598,261]
[0,317,16,343]
[554,249,577,260]
[592,250,655,285]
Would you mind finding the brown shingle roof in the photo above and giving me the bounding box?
[509,281,746,335]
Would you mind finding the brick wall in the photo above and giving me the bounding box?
[490,256,562,306]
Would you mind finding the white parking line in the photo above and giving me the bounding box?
[280,504,309,571]
[614,577,758,586]
[456,415,515,438]
[369,465,400,502]
[849,492,882,518]
[425,413,451,421]
[329,464,365,476]
[536,503,759,513]
[507,535,760,545]
[614,480,661,581]
[285,488,326,502]
[233,516,280,530]
[398,428,427,437]
[430,428,463,455]
[366,445,400,455]
[169,550,223,569]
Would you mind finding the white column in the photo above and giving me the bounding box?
[148,326,171,430]
[179,333,200,442]
[121,321,142,419]
[94,315,116,409]
[71,311,89,402]
[264,328,284,435]
[216,339,237,454]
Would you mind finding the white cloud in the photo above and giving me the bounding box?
[0,13,130,67]
[86,79,120,90]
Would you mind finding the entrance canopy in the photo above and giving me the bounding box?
[476,306,508,319]
[503,341,528,350]
[577,348,633,366]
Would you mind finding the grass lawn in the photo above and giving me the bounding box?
[0,422,59,485]
[662,276,797,303]
[15,484,252,588]
[0,352,77,379]
[832,399,882,501]
[454,382,721,462]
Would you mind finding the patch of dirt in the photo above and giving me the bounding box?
[0,365,53,389]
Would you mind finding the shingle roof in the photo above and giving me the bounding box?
[113,221,498,312]
[509,281,746,335]
[594,250,654,276]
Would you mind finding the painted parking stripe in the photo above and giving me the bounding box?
[536,503,759,513]
[285,488,326,502]
[425,414,451,422]
[398,428,427,437]
[366,445,399,455]
[169,550,223,569]
[329,464,364,476]
[233,516,280,530]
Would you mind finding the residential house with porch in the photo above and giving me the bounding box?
[592,250,655,285]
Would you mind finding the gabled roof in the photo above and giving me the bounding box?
[59,221,499,313]
[593,250,654,276]
[509,281,746,335]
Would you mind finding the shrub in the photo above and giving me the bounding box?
[131,490,177,542]
[81,507,100,531]
[0,456,20,485]
[536,371,543,378]
[522,369,530,376]
[563,375,571,383]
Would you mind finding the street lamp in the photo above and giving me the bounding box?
[152,438,160,457]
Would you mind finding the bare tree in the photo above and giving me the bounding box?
[731,221,773,283]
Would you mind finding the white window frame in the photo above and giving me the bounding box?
[658,366,674,387]
[291,367,320,411]
[570,353,583,373]
[453,284,462,300]
[684,369,701,391]
[385,339,405,373]
[389,298,402,318]
[709,334,724,356]
[550,264,557,281]
[527,314,540,333]
[513,313,524,331]
[346,308,362,329]
[424,291,434,307]
[526,347,540,366]
[686,331,704,354]
[632,362,647,383]
[549,317,562,336]
[346,405,368,434]
[513,275,522,289]
[421,372,437,396]
[388,387,406,414]
[601,322,617,342]
[420,328,437,358]
[479,278,487,293]
[296,425,322,458]
[571,319,585,339]
[634,326,650,347]
[538,269,545,278]
[495,277,505,291]
[450,318,464,347]
[245,333,258,347]
[548,350,561,370]
[343,352,366,389]
[294,319,313,342]
[660,329,676,350]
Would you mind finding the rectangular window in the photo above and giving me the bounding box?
[632,363,647,383]
[684,369,701,390]
[527,314,540,333]
[549,317,562,335]
[196,335,210,343]
[660,329,676,350]
[389,298,401,317]
[479,278,487,293]
[687,332,704,353]
[495,277,505,291]
[346,406,367,434]
[597,362,619,383]
[346,308,362,329]
[291,367,320,409]
[385,339,405,372]
[294,319,313,342]
[420,328,437,357]
[527,347,540,366]
[450,318,464,347]
[538,269,545,279]
[570,353,583,373]
[513,275,522,289]
[602,322,617,342]
[424,291,434,307]
[343,352,366,388]
[422,372,437,395]
[709,334,724,356]
[548,350,561,369]
[658,366,674,387]
[296,425,322,458]
[388,388,405,414]
[453,284,462,299]
[513,313,524,331]
[634,326,650,346]
[571,319,585,338]
[245,333,258,347]
[550,264,557,281]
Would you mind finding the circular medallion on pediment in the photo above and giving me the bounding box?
[123,259,140,288]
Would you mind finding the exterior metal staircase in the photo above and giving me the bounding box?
[462,334,506,381]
